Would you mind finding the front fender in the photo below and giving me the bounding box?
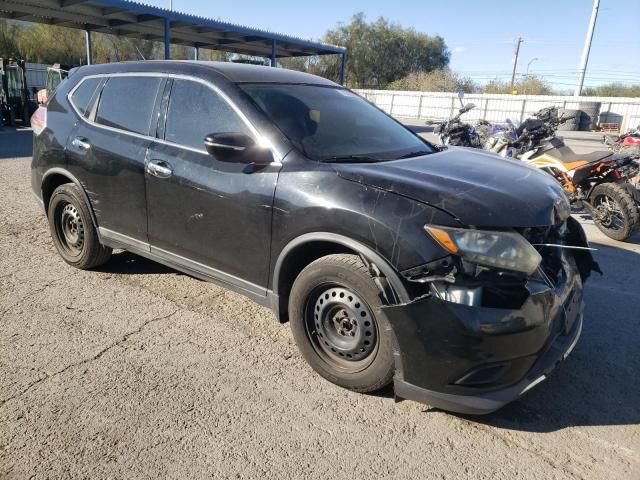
[269,155,458,292]
[272,232,411,303]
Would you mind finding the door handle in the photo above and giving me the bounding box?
[147,159,173,179]
[71,136,91,150]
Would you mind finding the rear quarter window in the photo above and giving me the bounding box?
[95,76,163,136]
[69,78,101,117]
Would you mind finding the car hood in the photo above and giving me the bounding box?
[336,147,570,228]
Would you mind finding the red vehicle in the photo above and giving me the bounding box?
[603,127,640,155]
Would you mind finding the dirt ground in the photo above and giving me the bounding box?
[1,127,639,479]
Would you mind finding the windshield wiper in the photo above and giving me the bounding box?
[397,150,430,159]
[321,155,382,163]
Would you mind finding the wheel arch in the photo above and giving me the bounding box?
[271,233,411,323]
[41,168,99,230]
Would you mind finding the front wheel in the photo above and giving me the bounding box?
[589,182,639,241]
[288,254,395,393]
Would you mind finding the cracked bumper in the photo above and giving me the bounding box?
[382,253,584,415]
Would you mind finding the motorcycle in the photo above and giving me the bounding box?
[603,126,640,155]
[500,107,640,241]
[482,118,519,158]
[435,91,482,147]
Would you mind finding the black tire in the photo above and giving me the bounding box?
[589,182,639,241]
[47,183,112,269]
[288,254,394,393]
[558,109,580,131]
[578,102,601,131]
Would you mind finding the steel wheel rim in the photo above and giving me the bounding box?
[594,194,625,230]
[305,284,378,372]
[56,201,85,256]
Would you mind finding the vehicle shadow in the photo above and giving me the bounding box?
[101,240,640,432]
[0,128,33,159]
[451,240,640,432]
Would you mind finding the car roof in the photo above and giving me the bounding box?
[72,60,339,87]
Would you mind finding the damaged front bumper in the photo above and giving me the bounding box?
[383,250,585,415]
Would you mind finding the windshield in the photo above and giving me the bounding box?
[240,84,434,162]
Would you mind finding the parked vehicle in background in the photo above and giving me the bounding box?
[32,61,599,414]
[603,126,640,156]
[1,57,36,126]
[36,64,70,105]
[497,107,640,241]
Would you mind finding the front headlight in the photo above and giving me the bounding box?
[425,225,542,275]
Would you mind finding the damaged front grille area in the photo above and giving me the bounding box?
[403,220,574,309]
[518,223,566,288]
[403,256,532,310]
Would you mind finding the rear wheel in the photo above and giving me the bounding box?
[589,182,639,241]
[288,254,395,393]
[48,183,112,269]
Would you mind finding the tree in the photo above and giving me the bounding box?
[322,13,449,88]
[16,24,87,64]
[484,76,553,95]
[387,69,478,92]
[583,83,640,97]
[0,20,21,58]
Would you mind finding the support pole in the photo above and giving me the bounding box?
[85,29,93,65]
[339,52,346,86]
[164,17,171,60]
[574,0,600,97]
[270,40,276,67]
[194,45,200,61]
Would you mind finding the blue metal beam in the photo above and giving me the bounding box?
[164,17,170,60]
[0,0,347,58]
[271,40,277,67]
[85,28,93,65]
[88,0,347,55]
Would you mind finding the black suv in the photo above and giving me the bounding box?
[31,61,598,414]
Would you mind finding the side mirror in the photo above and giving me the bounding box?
[204,132,272,164]
[459,102,476,114]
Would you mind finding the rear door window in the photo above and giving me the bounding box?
[70,78,101,117]
[96,76,163,135]
[164,79,249,151]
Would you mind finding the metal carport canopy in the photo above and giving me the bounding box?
[0,0,347,81]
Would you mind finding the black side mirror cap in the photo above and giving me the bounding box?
[204,132,272,165]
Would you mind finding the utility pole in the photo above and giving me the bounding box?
[574,0,600,97]
[510,37,523,91]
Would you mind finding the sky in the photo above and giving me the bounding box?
[146,0,640,91]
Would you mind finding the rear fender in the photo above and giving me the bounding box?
[41,167,100,233]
